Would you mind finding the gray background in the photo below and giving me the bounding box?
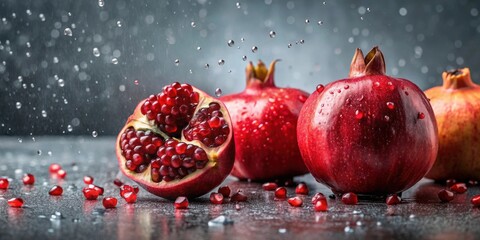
[1,0,479,136]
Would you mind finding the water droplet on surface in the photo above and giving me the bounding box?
[196,46,201,51]
[386,102,395,110]
[98,0,105,7]
[116,20,122,27]
[67,125,73,132]
[269,31,276,38]
[58,79,65,87]
[242,55,247,61]
[278,228,287,233]
[288,43,292,48]
[355,110,364,120]
[236,2,241,8]
[204,64,210,69]
[41,110,47,117]
[240,37,245,42]
[215,88,222,97]
[218,59,225,66]
[251,46,258,53]
[64,28,72,36]
[227,40,235,47]
[318,20,324,25]
[305,19,310,24]
[92,131,98,138]
[16,102,22,109]
[190,21,196,28]
[316,84,325,93]
[174,59,180,66]
[111,58,118,64]
[300,39,305,44]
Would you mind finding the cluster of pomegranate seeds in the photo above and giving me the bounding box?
[120,184,139,203]
[295,182,309,195]
[450,183,467,194]
[113,178,124,187]
[7,198,24,208]
[83,176,94,185]
[287,197,303,207]
[103,197,118,209]
[174,196,189,209]
[312,193,328,211]
[151,139,208,183]
[311,193,326,204]
[438,189,455,202]
[341,192,358,205]
[183,102,230,147]
[386,194,402,205]
[210,192,224,204]
[0,178,9,189]
[141,82,199,137]
[49,185,63,196]
[231,191,248,202]
[274,187,287,199]
[262,182,278,191]
[120,127,164,173]
[472,195,480,207]
[218,186,231,198]
[22,173,35,185]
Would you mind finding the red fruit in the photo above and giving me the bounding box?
[471,195,480,207]
[123,192,137,203]
[22,173,35,185]
[83,176,94,185]
[0,178,9,189]
[57,169,67,179]
[295,182,309,195]
[115,82,235,200]
[120,184,139,198]
[438,189,455,202]
[218,186,231,198]
[220,60,309,181]
[314,198,328,212]
[113,178,124,187]
[450,183,467,194]
[49,163,62,173]
[262,182,278,191]
[274,187,287,199]
[7,198,24,208]
[210,192,224,204]
[287,197,303,207]
[231,191,248,202]
[311,193,326,204]
[341,192,358,205]
[298,47,438,195]
[174,196,189,209]
[103,197,118,208]
[386,194,401,205]
[49,185,63,196]
[425,68,480,181]
[83,187,100,200]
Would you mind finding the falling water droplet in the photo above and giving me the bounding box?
[215,88,222,97]
[323,1,326,5]
[251,46,258,53]
[300,39,305,44]
[218,59,225,66]
[227,40,235,47]
[37,150,42,155]
[92,48,100,57]
[134,80,139,85]
[112,58,118,64]
[174,59,180,66]
[242,55,247,61]
[305,19,310,24]
[367,7,371,12]
[318,21,323,25]
[64,28,72,36]
[316,84,325,93]
[39,13,46,21]
[236,2,241,8]
[67,125,73,132]
[41,110,47,118]
[190,21,196,28]
[98,0,105,7]
[196,46,201,51]
[16,102,22,109]
[204,64,210,69]
[58,79,65,87]
[240,37,245,42]
[92,131,98,138]
[287,43,292,48]
[269,31,276,38]
[116,20,122,27]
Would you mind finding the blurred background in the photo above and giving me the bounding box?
[1,0,479,136]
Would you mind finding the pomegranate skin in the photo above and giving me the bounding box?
[297,47,438,195]
[220,60,309,181]
[425,68,480,181]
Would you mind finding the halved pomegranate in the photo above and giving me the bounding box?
[115,82,235,200]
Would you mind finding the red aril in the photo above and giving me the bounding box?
[56,169,67,179]
[274,187,287,199]
[471,195,480,207]
[218,186,231,198]
[295,182,309,195]
[438,189,455,202]
[83,176,94,185]
[262,182,278,191]
[124,192,137,203]
[49,185,63,196]
[314,198,328,212]
[103,197,118,208]
[49,163,61,173]
[386,194,401,205]
[22,173,35,185]
[450,183,467,194]
[7,198,24,208]
[120,184,139,198]
[297,47,438,195]
[209,192,224,204]
[174,196,189,209]
[0,178,9,189]
[113,178,124,187]
[85,184,104,195]
[231,191,248,202]
[220,60,309,181]
[341,192,358,205]
[115,82,234,200]
[83,188,99,200]
[311,193,326,204]
[287,197,303,207]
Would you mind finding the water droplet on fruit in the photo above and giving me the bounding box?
[215,88,222,97]
[92,48,100,57]
[218,59,225,66]
[269,31,276,38]
[298,95,307,103]
[316,84,325,93]
[92,131,98,137]
[373,82,380,88]
[355,110,364,120]
[227,40,235,47]
[418,112,425,119]
[242,56,247,61]
[16,102,22,109]
[386,102,395,109]
[251,46,258,53]
[174,59,180,66]
[190,21,196,28]
[64,28,72,36]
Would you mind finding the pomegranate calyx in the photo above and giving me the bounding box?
[349,46,386,78]
[442,68,478,90]
[246,60,279,88]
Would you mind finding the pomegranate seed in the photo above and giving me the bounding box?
[7,198,24,208]
[262,182,278,191]
[22,173,35,185]
[210,192,224,204]
[341,192,358,205]
[295,182,309,195]
[438,189,455,202]
[49,185,63,196]
[311,193,326,204]
[124,192,137,203]
[0,178,9,189]
[49,163,62,173]
[446,179,456,188]
[174,196,189,209]
[418,112,425,119]
[57,169,67,179]
[471,195,480,207]
[103,197,118,208]
[218,186,231,198]
[314,198,328,212]
[275,187,287,199]
[386,102,395,110]
[450,183,467,194]
[83,188,99,200]
[386,194,401,205]
[231,192,248,202]
[83,176,94,185]
[113,178,124,187]
[120,185,139,198]
[287,197,303,207]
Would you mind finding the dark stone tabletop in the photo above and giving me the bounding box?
[0,137,479,240]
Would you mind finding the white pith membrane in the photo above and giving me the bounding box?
[118,93,232,186]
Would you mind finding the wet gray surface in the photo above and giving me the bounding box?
[0,136,479,240]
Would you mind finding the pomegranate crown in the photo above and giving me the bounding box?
[349,46,386,78]
[246,60,279,87]
[442,68,478,90]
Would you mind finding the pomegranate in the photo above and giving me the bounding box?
[274,187,287,199]
[220,60,309,181]
[209,192,224,204]
[295,182,309,195]
[115,82,234,200]
[425,68,480,181]
[83,188,99,200]
[297,47,438,195]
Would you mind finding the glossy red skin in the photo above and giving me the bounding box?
[298,75,438,195]
[221,85,309,181]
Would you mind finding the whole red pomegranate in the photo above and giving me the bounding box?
[297,47,438,195]
[115,82,234,200]
[425,68,480,181]
[220,60,309,181]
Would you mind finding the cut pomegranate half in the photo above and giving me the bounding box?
[115,82,235,200]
